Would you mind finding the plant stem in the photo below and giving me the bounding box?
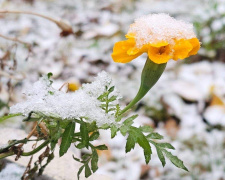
[0,10,73,35]
[0,140,50,159]
[0,33,31,46]
[22,140,50,156]
[120,58,167,115]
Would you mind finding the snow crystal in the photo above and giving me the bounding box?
[128,13,196,48]
[10,71,120,126]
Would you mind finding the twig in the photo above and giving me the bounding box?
[0,33,31,46]
[0,140,50,159]
[0,10,74,36]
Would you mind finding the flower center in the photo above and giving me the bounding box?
[158,46,167,55]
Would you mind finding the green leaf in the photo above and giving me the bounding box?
[123,114,138,126]
[76,143,86,149]
[0,113,22,122]
[130,127,152,164]
[162,149,188,171]
[91,150,98,173]
[139,125,153,133]
[97,92,108,101]
[155,146,166,167]
[59,122,75,157]
[87,121,98,132]
[95,144,108,150]
[47,72,53,79]
[50,130,61,150]
[100,124,110,129]
[80,121,89,148]
[89,132,100,141]
[157,143,175,150]
[108,86,115,93]
[108,96,117,102]
[85,164,92,178]
[125,133,135,153]
[110,124,118,138]
[73,155,80,162]
[146,132,163,140]
[77,165,84,180]
[120,125,128,136]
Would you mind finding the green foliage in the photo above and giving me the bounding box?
[1,77,188,180]
[59,122,75,157]
[0,113,22,123]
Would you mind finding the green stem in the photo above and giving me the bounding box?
[0,151,14,159]
[22,140,50,156]
[120,58,167,115]
[0,140,50,159]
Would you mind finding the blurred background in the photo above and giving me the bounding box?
[0,0,225,179]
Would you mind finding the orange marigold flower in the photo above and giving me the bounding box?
[111,14,200,64]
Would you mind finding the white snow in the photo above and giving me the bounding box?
[10,71,120,126]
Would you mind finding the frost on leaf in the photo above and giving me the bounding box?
[10,71,120,126]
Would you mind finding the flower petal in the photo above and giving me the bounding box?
[188,38,201,56]
[150,41,169,48]
[111,39,144,63]
[148,45,172,64]
[173,39,193,60]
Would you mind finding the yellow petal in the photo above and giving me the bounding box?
[125,32,136,39]
[188,38,201,56]
[148,45,172,64]
[111,39,144,63]
[173,39,193,60]
[150,41,169,48]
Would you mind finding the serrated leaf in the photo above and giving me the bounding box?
[91,150,98,172]
[85,164,92,178]
[157,143,175,150]
[146,132,163,140]
[89,132,100,141]
[108,86,115,93]
[123,114,138,126]
[110,124,118,138]
[80,121,89,148]
[125,133,135,153]
[139,125,153,133]
[0,113,22,122]
[162,149,188,171]
[155,146,166,167]
[130,127,152,164]
[59,122,75,157]
[77,165,84,180]
[95,144,108,150]
[108,95,117,102]
[120,125,128,136]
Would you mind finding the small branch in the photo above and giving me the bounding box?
[0,151,14,159]
[0,33,31,47]
[0,140,50,159]
[22,140,50,156]
[0,10,74,36]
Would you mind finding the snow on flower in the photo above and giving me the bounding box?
[10,71,120,126]
[111,13,200,64]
